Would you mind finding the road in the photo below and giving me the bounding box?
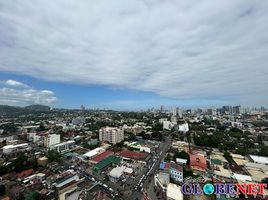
[63,134,172,200]
[128,135,172,200]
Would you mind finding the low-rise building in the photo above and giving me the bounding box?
[248,155,268,165]
[159,161,183,183]
[166,183,183,200]
[50,140,75,153]
[109,166,125,182]
[83,147,105,159]
[2,143,30,154]
[154,172,170,194]
[190,153,207,173]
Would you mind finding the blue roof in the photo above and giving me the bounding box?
[160,162,166,170]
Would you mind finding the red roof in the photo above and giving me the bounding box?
[170,162,183,172]
[164,162,171,169]
[119,150,148,160]
[2,196,11,200]
[90,150,113,163]
[17,169,33,178]
[190,154,206,172]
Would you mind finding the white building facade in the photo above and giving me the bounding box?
[99,127,124,144]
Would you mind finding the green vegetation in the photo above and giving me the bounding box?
[262,178,268,185]
[47,150,61,163]
[152,122,162,131]
[0,185,5,196]
[223,151,234,164]
[0,153,38,175]
[25,191,41,200]
[12,153,38,172]
[0,123,18,134]
[173,151,190,164]
[193,132,222,148]
[83,143,99,150]
[164,154,173,162]
[258,145,268,156]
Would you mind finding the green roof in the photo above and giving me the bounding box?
[211,159,222,165]
[94,155,121,171]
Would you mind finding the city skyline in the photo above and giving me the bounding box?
[1,1,268,109]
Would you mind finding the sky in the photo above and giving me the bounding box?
[0,1,268,110]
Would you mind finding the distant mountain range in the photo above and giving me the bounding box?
[0,104,50,115]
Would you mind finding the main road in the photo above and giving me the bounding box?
[128,135,172,200]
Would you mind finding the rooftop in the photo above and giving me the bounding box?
[94,155,121,171]
[109,166,124,178]
[90,150,113,163]
[232,173,252,182]
[83,147,105,158]
[167,183,183,200]
[119,150,148,160]
[190,154,206,171]
[249,155,268,165]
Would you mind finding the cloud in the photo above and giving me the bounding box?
[3,79,29,88]
[0,80,57,106]
[0,1,268,105]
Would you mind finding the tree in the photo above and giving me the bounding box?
[152,123,163,131]
[151,132,163,141]
[47,150,61,163]
[0,185,5,196]
[127,132,136,141]
[37,122,46,132]
[262,178,268,185]
[164,154,172,162]
[258,145,268,157]
[223,151,234,164]
[173,151,190,164]
[29,158,38,170]
[25,192,40,200]
[12,153,28,172]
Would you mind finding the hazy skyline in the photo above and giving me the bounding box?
[0,1,268,109]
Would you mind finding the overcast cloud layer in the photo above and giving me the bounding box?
[0,0,268,106]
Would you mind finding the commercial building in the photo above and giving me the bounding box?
[119,150,149,161]
[2,143,29,154]
[89,150,114,164]
[44,134,60,148]
[160,162,183,183]
[93,156,121,176]
[50,140,75,153]
[190,153,207,173]
[55,173,80,200]
[83,147,105,159]
[109,166,124,182]
[99,127,124,144]
[154,172,170,194]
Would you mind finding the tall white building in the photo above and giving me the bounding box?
[44,134,60,147]
[172,107,182,118]
[178,123,189,133]
[99,127,124,144]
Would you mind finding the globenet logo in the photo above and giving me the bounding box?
[182,177,267,198]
